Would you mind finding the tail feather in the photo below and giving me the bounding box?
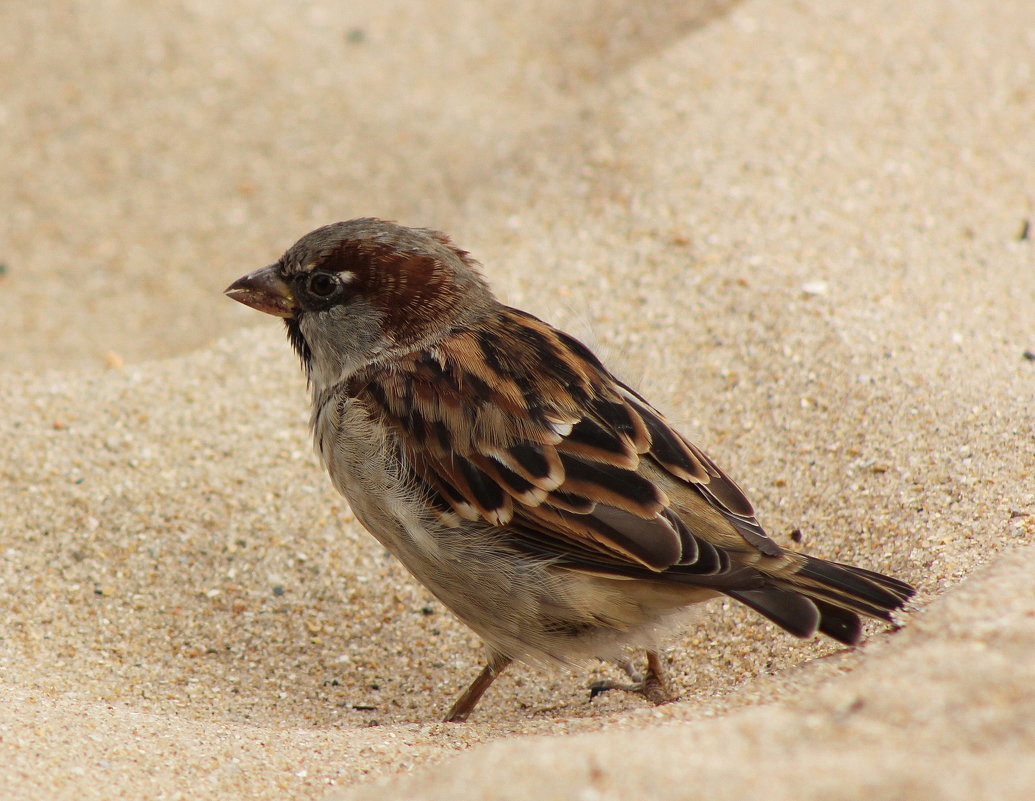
[795,557,912,613]
[724,555,915,646]
[725,588,820,639]
[813,598,864,645]
[792,582,898,623]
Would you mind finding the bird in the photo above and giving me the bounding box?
[225,218,915,722]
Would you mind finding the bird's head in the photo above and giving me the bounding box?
[225,218,493,389]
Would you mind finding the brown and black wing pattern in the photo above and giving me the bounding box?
[350,307,744,572]
[349,307,914,644]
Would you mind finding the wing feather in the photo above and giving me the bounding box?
[348,307,783,573]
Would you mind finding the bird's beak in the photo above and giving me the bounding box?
[224,265,297,318]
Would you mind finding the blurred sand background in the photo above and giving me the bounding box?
[1,1,1033,799]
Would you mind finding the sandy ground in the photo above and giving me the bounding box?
[1,1,1033,799]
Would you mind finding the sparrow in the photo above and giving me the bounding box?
[225,218,915,722]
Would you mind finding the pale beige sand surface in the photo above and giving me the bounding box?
[2,1,1033,799]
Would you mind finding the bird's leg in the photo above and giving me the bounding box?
[641,650,673,704]
[444,653,513,722]
[589,650,673,705]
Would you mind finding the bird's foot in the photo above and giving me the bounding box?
[588,650,673,705]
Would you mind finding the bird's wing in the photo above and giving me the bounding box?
[351,307,782,575]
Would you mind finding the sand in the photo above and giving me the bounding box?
[1,1,1033,799]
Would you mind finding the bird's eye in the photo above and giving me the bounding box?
[306,272,338,298]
